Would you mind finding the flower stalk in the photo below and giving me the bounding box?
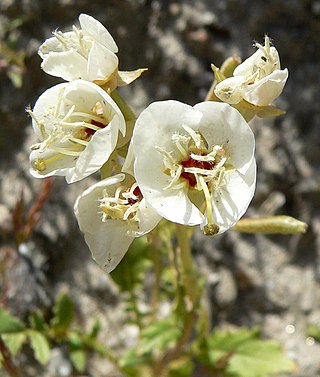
[233,215,308,234]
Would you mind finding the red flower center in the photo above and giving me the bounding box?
[180,154,215,187]
[85,119,107,136]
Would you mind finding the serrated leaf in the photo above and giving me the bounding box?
[28,330,51,365]
[70,349,87,373]
[0,308,25,334]
[206,328,295,377]
[138,318,181,355]
[2,333,27,356]
[110,236,152,292]
[51,293,74,332]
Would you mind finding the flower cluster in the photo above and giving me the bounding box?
[214,36,288,107]
[28,15,288,272]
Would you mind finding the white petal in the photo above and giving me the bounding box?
[87,42,118,82]
[135,174,204,226]
[65,80,126,135]
[83,227,134,273]
[214,76,245,104]
[31,82,67,139]
[122,141,135,176]
[194,102,255,175]
[132,100,202,160]
[74,174,125,233]
[233,46,280,77]
[74,174,158,273]
[242,69,288,106]
[132,100,204,225]
[74,179,133,272]
[41,50,89,81]
[131,198,162,236]
[30,149,77,178]
[66,121,118,183]
[38,32,77,58]
[30,80,125,183]
[207,158,256,233]
[79,13,118,53]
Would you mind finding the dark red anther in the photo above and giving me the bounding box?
[127,186,143,205]
[180,154,215,188]
[85,119,106,136]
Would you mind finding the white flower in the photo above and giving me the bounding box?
[74,173,161,272]
[38,14,146,89]
[28,80,125,183]
[214,36,288,106]
[132,100,256,235]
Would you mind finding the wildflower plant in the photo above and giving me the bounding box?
[15,13,308,377]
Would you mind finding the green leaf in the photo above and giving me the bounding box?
[51,293,74,332]
[307,324,320,342]
[2,333,27,356]
[138,318,181,355]
[28,330,51,365]
[205,328,296,377]
[70,349,87,373]
[168,356,194,377]
[119,348,151,369]
[0,308,25,334]
[110,236,152,291]
[29,310,46,332]
[229,339,295,377]
[88,319,101,339]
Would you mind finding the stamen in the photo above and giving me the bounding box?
[32,153,66,172]
[182,125,202,148]
[52,31,68,50]
[172,133,190,159]
[27,109,46,139]
[50,145,83,156]
[99,183,143,223]
[67,136,89,146]
[198,175,213,226]
[55,88,65,118]
[164,165,184,190]
[71,111,107,124]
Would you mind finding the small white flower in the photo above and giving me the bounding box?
[214,36,288,106]
[38,14,145,89]
[132,100,256,235]
[28,80,125,183]
[74,173,161,272]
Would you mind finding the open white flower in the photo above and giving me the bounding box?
[39,13,145,89]
[132,100,256,235]
[74,173,161,272]
[28,80,125,183]
[214,36,288,106]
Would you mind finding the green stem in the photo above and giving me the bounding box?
[110,89,137,150]
[0,338,21,377]
[153,225,201,377]
[110,90,136,122]
[150,235,162,320]
[175,224,199,308]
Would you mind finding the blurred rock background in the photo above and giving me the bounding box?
[0,0,320,376]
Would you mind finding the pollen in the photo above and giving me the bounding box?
[33,158,47,172]
[100,183,143,223]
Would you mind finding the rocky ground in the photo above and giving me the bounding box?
[1,0,320,376]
